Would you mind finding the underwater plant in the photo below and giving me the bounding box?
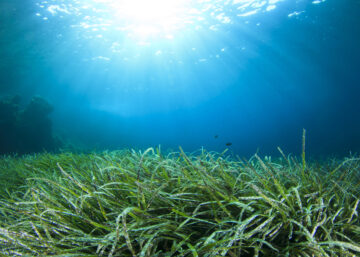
[0,146,359,256]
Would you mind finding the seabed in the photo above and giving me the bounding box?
[0,146,359,256]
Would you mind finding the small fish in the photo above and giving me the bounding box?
[214,135,219,139]
[225,142,232,146]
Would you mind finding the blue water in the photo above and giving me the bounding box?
[1,0,359,157]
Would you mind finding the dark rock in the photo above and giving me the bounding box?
[0,95,58,155]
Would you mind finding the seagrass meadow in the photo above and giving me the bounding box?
[0,145,359,256]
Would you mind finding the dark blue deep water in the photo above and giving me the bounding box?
[1,0,360,157]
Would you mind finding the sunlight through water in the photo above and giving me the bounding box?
[30,0,328,115]
[35,0,298,41]
[33,0,330,63]
[107,0,191,38]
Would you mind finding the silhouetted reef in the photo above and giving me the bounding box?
[0,95,60,155]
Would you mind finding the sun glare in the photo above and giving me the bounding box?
[96,0,192,38]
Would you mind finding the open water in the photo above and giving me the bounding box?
[0,0,359,157]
